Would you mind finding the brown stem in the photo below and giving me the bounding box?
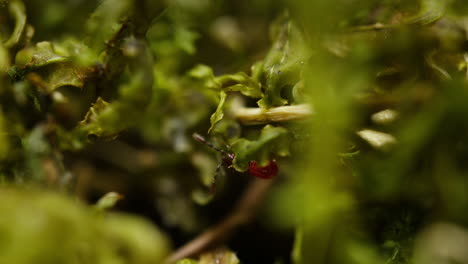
[164,178,275,263]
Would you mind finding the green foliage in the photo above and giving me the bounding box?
[231,125,289,171]
[1,0,468,263]
[256,19,306,108]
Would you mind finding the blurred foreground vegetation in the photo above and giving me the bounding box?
[2,0,468,263]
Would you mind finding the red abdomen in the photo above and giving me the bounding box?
[248,160,278,179]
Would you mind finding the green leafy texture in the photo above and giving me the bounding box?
[85,0,131,52]
[15,42,67,68]
[3,0,26,48]
[231,125,290,171]
[13,41,93,93]
[15,39,95,68]
[77,71,148,140]
[188,64,263,131]
[0,187,170,263]
[216,72,263,98]
[69,0,163,144]
[75,38,154,144]
[53,37,97,66]
[2,1,468,263]
[27,63,89,94]
[188,64,263,98]
[87,0,163,79]
[208,91,227,133]
[271,1,384,263]
[256,19,306,109]
[77,97,118,140]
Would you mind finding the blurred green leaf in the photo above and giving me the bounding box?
[175,27,199,54]
[0,187,171,263]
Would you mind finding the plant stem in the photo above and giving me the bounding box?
[233,104,313,125]
[163,178,274,263]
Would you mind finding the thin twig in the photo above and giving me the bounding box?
[164,178,275,263]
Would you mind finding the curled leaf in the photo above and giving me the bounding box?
[208,91,227,133]
[216,72,262,98]
[78,97,118,141]
[3,0,26,48]
[189,64,263,98]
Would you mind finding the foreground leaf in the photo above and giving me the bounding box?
[0,187,171,263]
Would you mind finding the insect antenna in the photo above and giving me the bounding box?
[193,133,234,193]
[192,133,229,155]
[210,162,224,193]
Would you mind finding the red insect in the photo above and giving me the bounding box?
[247,160,278,179]
[192,133,278,183]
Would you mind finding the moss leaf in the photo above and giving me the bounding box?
[232,125,290,171]
[208,91,227,133]
[257,20,306,108]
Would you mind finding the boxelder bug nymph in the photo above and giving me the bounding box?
[192,133,278,191]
